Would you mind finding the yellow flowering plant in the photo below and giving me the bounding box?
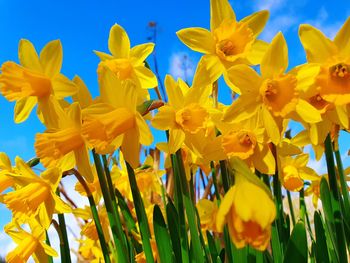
[0,0,350,262]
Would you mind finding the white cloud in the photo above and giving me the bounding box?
[260,15,299,41]
[169,52,195,82]
[255,0,286,12]
[305,7,343,39]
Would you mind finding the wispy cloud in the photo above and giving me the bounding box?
[169,52,195,83]
[304,7,343,39]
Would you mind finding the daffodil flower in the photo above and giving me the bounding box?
[216,158,275,251]
[176,0,269,92]
[5,219,58,263]
[279,154,319,192]
[224,32,322,144]
[0,39,77,128]
[3,157,71,228]
[95,24,157,100]
[0,152,15,193]
[196,199,218,232]
[82,68,153,168]
[152,75,211,154]
[34,102,94,183]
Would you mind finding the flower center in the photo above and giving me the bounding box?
[222,130,257,159]
[259,74,298,117]
[0,62,52,101]
[175,103,208,133]
[308,93,331,113]
[214,20,254,62]
[329,63,350,79]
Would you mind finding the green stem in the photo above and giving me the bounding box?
[45,230,54,263]
[56,191,71,263]
[125,162,155,263]
[210,162,220,201]
[73,169,111,263]
[287,191,296,227]
[219,160,230,192]
[92,150,128,263]
[324,134,348,262]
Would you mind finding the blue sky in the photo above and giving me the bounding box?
[1,0,350,259]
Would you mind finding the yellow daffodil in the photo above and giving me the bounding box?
[216,159,275,251]
[75,166,102,202]
[0,39,77,127]
[299,18,350,106]
[34,102,94,182]
[5,220,58,263]
[197,199,218,232]
[95,24,157,99]
[82,68,153,167]
[0,152,15,193]
[152,74,211,153]
[224,32,321,144]
[77,238,104,263]
[176,0,269,92]
[305,177,322,208]
[279,154,319,192]
[3,157,71,228]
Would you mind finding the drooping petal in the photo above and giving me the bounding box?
[216,186,236,231]
[14,97,37,123]
[136,113,153,145]
[241,10,269,37]
[40,40,63,78]
[168,128,185,154]
[93,50,114,61]
[299,24,338,63]
[18,39,42,72]
[262,106,280,144]
[261,32,288,78]
[134,66,158,89]
[74,146,94,183]
[121,127,140,168]
[130,43,155,65]
[210,0,236,31]
[108,24,130,58]
[295,99,322,123]
[176,27,215,54]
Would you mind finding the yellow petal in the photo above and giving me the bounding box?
[299,24,337,63]
[334,17,350,57]
[168,128,185,154]
[14,97,37,123]
[40,40,63,78]
[296,63,320,92]
[210,0,236,31]
[192,55,224,88]
[246,39,268,65]
[241,10,269,37]
[226,64,261,94]
[99,67,123,105]
[176,27,215,54]
[136,113,153,145]
[295,99,322,123]
[52,74,78,99]
[72,76,93,108]
[42,243,58,257]
[134,66,158,89]
[53,194,72,213]
[75,146,94,183]
[93,50,114,61]
[335,105,349,129]
[152,105,176,130]
[262,106,280,144]
[108,24,130,58]
[18,39,42,72]
[130,43,155,65]
[165,75,184,109]
[252,147,275,175]
[261,32,288,78]
[121,128,140,168]
[216,186,235,231]
[223,99,258,123]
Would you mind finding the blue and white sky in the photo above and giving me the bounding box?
[0,0,350,260]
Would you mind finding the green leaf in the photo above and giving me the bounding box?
[283,222,308,263]
[153,205,174,263]
[166,199,183,263]
[115,188,137,231]
[314,211,330,263]
[207,231,219,262]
